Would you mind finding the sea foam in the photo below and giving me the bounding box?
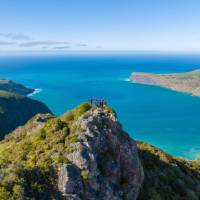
[121,78,130,82]
[28,88,42,97]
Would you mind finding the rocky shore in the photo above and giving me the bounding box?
[130,70,200,96]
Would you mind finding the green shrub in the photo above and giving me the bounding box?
[62,110,74,122]
[45,118,67,131]
[65,134,78,144]
[38,128,46,140]
[53,155,68,164]
[81,170,89,182]
[74,102,91,119]
[13,184,24,199]
[0,187,12,200]
[105,106,116,115]
[70,124,77,132]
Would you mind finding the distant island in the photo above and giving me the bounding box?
[130,69,200,96]
[0,79,34,96]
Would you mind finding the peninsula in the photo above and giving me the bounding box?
[0,80,51,139]
[0,79,34,96]
[130,69,200,96]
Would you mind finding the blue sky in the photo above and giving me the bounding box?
[0,0,200,52]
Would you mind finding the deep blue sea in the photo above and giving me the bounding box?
[0,53,200,159]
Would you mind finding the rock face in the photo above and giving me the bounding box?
[0,103,143,200]
[58,108,143,200]
[1,102,200,200]
[0,90,52,139]
[0,79,34,96]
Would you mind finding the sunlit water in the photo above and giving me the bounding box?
[0,53,200,159]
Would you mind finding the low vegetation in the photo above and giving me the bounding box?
[137,142,200,200]
[0,79,34,96]
[0,102,92,199]
[0,90,51,139]
[130,69,200,97]
[1,101,200,199]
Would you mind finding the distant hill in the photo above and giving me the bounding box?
[0,90,52,139]
[130,70,200,96]
[0,79,34,96]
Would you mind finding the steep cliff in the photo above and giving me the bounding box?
[0,103,143,200]
[0,90,52,139]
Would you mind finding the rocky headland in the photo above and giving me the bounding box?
[0,103,200,200]
[0,79,35,96]
[0,80,51,139]
[130,70,200,96]
[0,103,143,200]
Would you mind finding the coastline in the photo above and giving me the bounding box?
[129,70,200,97]
[27,88,42,97]
[129,76,195,97]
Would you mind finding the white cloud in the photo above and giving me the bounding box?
[0,32,92,51]
[0,33,32,40]
[19,41,70,47]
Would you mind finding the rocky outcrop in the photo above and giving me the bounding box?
[1,102,200,199]
[0,103,143,200]
[58,108,143,200]
[0,79,34,96]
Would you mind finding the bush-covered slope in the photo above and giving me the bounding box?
[0,90,51,138]
[0,103,143,200]
[137,142,200,200]
[1,101,199,200]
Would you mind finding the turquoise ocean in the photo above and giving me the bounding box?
[0,53,200,159]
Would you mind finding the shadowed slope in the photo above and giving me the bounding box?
[0,90,52,138]
[137,142,200,200]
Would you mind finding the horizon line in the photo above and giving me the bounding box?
[1,50,200,55]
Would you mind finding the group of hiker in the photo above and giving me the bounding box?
[90,98,107,109]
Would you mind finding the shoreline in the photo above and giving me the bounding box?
[129,70,200,97]
[129,77,196,97]
[27,88,42,97]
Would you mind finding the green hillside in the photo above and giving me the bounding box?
[137,142,200,200]
[0,102,199,200]
[0,90,51,139]
[0,103,143,200]
[0,80,34,96]
[130,69,200,96]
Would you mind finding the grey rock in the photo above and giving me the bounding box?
[58,109,143,200]
[58,164,83,195]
